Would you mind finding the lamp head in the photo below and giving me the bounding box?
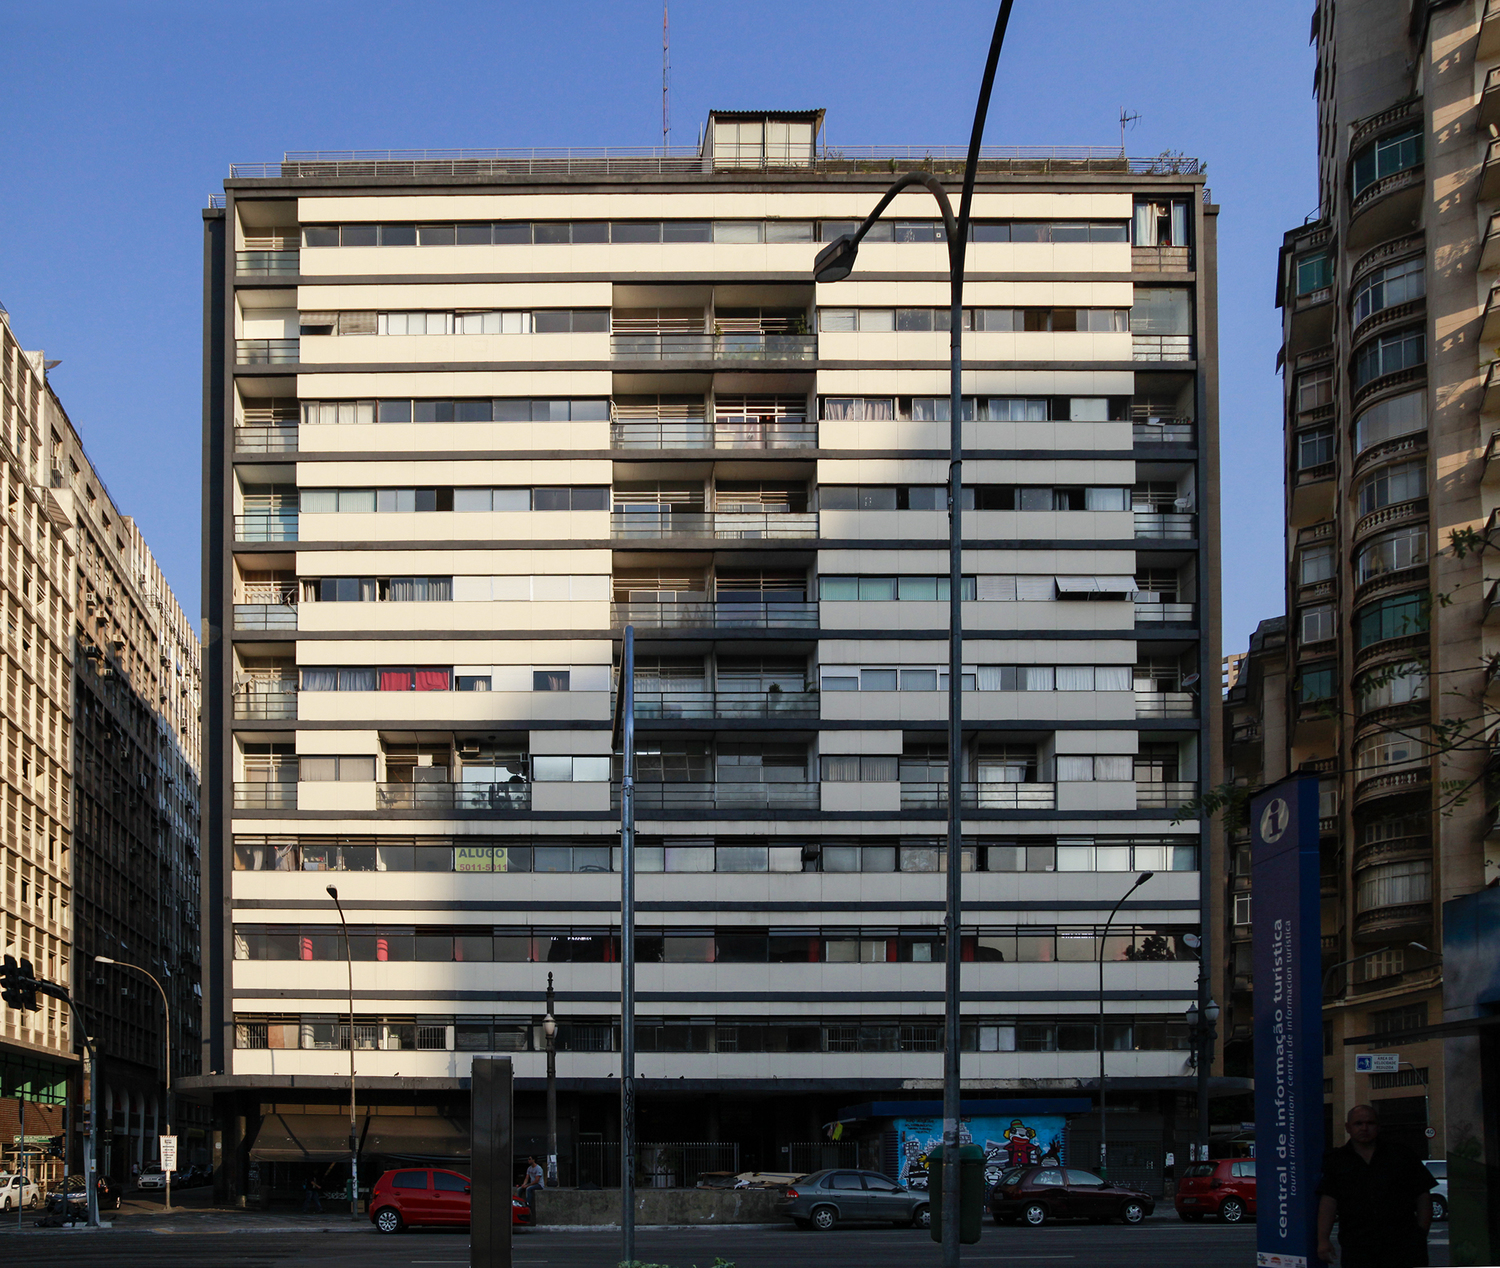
[1407,941,1428,952]
[543,1013,557,1039]
[812,234,859,283]
[1185,1002,1199,1027]
[1134,871,1154,889]
[1205,1000,1221,1024]
[326,885,338,900]
[94,955,115,966]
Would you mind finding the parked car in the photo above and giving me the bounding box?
[1426,1159,1447,1220]
[369,1166,529,1234]
[989,1165,1154,1226]
[776,1168,930,1231]
[44,1174,122,1215]
[137,1166,179,1190]
[1174,1158,1256,1223]
[0,1173,40,1211]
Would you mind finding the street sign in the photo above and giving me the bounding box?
[159,1135,177,1172]
[1425,1127,1436,1139]
[1355,1054,1399,1074]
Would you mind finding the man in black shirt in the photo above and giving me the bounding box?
[1316,1103,1435,1267]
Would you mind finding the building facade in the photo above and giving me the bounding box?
[196,115,1224,1200]
[1275,1,1499,1158]
[0,303,204,1181]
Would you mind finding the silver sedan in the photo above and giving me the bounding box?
[775,1168,931,1232]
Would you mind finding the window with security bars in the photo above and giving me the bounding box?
[611,395,708,423]
[612,570,710,602]
[611,481,706,511]
[611,308,705,333]
[239,399,298,425]
[714,394,808,423]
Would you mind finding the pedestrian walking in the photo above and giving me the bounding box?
[1316,1103,1436,1267]
[302,1174,324,1214]
[523,1155,544,1213]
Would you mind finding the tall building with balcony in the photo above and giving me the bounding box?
[195,113,1223,1200]
[1275,3,1500,1159]
[0,303,204,1181]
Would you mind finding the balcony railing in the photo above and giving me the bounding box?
[235,513,298,542]
[611,600,818,630]
[610,510,818,540]
[234,690,298,721]
[1132,419,1195,445]
[1134,601,1196,624]
[1133,511,1196,540]
[233,603,298,632]
[377,783,532,812]
[631,689,819,720]
[610,333,817,362]
[1135,781,1199,809]
[621,781,820,811]
[1135,691,1196,719]
[235,425,298,454]
[610,420,817,450]
[234,783,297,810]
[899,782,1058,810]
[236,338,299,365]
[1132,335,1193,362]
[236,250,300,276]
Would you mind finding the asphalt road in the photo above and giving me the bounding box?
[0,1220,1455,1268]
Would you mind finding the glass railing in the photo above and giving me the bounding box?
[620,781,820,810]
[1134,601,1196,624]
[610,510,818,540]
[236,338,299,364]
[1134,691,1196,719]
[376,783,532,812]
[234,425,299,453]
[1132,335,1193,362]
[629,689,819,719]
[1132,420,1195,445]
[1135,781,1199,809]
[610,420,817,449]
[235,513,298,542]
[611,600,818,630]
[236,250,300,276]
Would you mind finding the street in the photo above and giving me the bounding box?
[0,1218,1454,1268]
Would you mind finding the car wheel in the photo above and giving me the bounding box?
[28,1193,38,1209]
[1121,1199,1147,1225]
[810,1204,837,1232]
[911,1204,930,1230]
[1431,1196,1447,1222]
[1219,1197,1246,1224]
[1022,1201,1048,1226]
[374,1207,404,1234]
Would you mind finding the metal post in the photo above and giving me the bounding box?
[326,887,359,1216]
[620,625,637,1265]
[86,1038,99,1227]
[1098,873,1152,1180]
[545,973,558,1187]
[94,958,172,1210]
[17,1094,23,1228]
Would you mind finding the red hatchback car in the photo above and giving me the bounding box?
[370,1167,532,1233]
[1174,1158,1256,1223]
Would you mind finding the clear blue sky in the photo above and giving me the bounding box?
[1,0,1313,654]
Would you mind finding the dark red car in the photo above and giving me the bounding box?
[369,1167,531,1233]
[990,1165,1154,1227]
[1174,1158,1256,1223]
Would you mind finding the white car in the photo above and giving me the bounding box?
[0,1173,40,1211]
[137,1167,173,1190]
[1426,1159,1447,1220]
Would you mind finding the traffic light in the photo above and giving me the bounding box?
[1,955,39,1010]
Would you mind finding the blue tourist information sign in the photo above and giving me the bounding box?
[1251,775,1325,1268]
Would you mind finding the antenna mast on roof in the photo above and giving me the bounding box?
[662,3,670,151]
[1119,108,1141,156]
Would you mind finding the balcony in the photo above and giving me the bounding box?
[1353,901,1432,944]
[1483,215,1500,273]
[1134,600,1196,625]
[376,783,532,813]
[1133,511,1195,541]
[1132,418,1195,447]
[1135,691,1196,719]
[1131,245,1190,273]
[236,338,299,365]
[234,690,297,721]
[1230,720,1261,745]
[611,418,817,450]
[234,425,298,454]
[611,600,818,631]
[1135,781,1199,809]
[236,250,299,277]
[899,782,1057,811]
[610,510,818,541]
[1352,496,1426,542]
[632,689,819,720]
[1132,335,1192,362]
[235,513,298,542]
[234,583,298,631]
[610,332,817,363]
[234,783,297,810]
[1354,768,1430,806]
[623,782,820,811]
[1483,0,1500,59]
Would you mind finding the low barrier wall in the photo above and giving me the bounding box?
[533,1186,784,1226]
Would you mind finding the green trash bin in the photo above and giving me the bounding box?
[927,1142,985,1244]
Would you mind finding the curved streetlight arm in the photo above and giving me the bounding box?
[94,956,172,1206]
[1098,872,1152,1180]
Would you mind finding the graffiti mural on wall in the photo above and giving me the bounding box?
[893,1115,1068,1192]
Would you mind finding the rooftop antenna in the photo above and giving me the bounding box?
[1119,108,1141,156]
[662,3,670,152]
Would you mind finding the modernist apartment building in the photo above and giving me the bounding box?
[195,113,1223,1198]
[1274,2,1499,1159]
[0,303,204,1181]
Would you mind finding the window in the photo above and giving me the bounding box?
[1296,367,1333,414]
[1352,127,1422,197]
[1354,391,1426,454]
[1297,427,1334,470]
[819,755,899,782]
[1353,328,1424,389]
[1355,525,1427,583]
[1355,594,1427,648]
[1356,859,1432,912]
[1133,200,1190,247]
[1300,545,1335,585]
[1352,257,1424,326]
[1055,755,1133,782]
[1296,254,1332,295]
[532,756,611,782]
[1354,726,1427,774]
[1354,663,1427,710]
[1233,893,1252,926]
[1300,604,1335,644]
[299,756,376,782]
[1298,664,1336,703]
[1357,458,1426,514]
[1130,288,1192,334]
[532,670,571,691]
[1369,1001,1429,1035]
[818,575,977,601]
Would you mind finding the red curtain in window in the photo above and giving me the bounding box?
[376,937,390,962]
[300,936,313,961]
[414,669,452,691]
[380,669,414,691]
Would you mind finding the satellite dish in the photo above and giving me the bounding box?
[1182,673,1200,687]
[1183,934,1202,949]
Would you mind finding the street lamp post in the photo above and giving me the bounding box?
[810,8,1014,1261]
[544,973,558,1187]
[326,886,359,1217]
[93,956,173,1211]
[1185,996,1221,1159]
[1096,873,1152,1181]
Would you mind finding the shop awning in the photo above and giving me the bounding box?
[363,1114,469,1159]
[249,1113,356,1162]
